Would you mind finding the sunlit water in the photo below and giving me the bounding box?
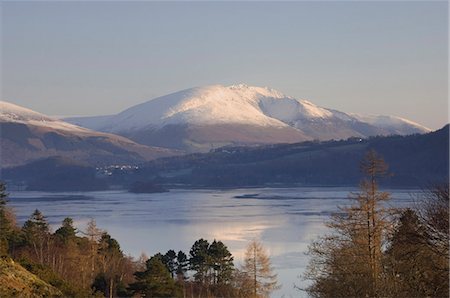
[8,187,419,297]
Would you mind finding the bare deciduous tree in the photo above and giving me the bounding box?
[242,239,279,298]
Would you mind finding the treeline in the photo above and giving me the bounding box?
[303,150,449,297]
[0,183,278,297]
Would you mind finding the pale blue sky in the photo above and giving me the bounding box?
[2,1,448,129]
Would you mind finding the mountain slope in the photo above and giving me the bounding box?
[0,258,62,297]
[66,84,430,152]
[0,101,178,167]
[133,125,448,187]
[4,125,447,190]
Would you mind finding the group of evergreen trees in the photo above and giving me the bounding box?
[120,238,279,297]
[0,183,278,297]
[304,150,449,297]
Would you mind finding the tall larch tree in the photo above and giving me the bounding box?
[304,149,392,297]
[242,239,279,298]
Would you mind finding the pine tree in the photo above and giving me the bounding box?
[242,239,279,298]
[129,256,181,297]
[163,249,177,278]
[22,209,51,264]
[175,250,189,281]
[54,217,77,243]
[208,240,234,285]
[189,238,210,284]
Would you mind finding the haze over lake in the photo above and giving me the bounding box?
[8,187,419,297]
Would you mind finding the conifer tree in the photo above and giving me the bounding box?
[189,238,210,283]
[129,256,181,297]
[175,250,189,281]
[242,239,279,298]
[163,249,177,278]
[208,240,234,285]
[22,209,51,264]
[304,150,392,297]
[54,217,77,243]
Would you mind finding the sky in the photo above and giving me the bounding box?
[2,1,448,130]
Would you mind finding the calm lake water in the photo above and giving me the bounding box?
[8,187,419,297]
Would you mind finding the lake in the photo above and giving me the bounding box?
[8,187,420,297]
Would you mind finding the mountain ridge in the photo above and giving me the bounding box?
[65,84,430,152]
[0,101,180,167]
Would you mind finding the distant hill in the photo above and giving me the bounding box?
[0,257,62,297]
[3,126,447,190]
[0,101,179,168]
[2,156,107,191]
[133,125,449,188]
[66,84,430,152]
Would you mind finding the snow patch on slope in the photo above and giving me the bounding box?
[1,101,97,134]
[98,85,296,132]
[88,84,341,133]
[61,84,430,139]
[351,114,430,132]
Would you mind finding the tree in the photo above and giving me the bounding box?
[304,150,392,297]
[384,209,430,297]
[175,250,189,281]
[418,183,449,296]
[97,232,124,298]
[0,182,11,256]
[417,182,449,260]
[22,209,51,264]
[208,240,234,285]
[242,239,278,298]
[175,250,189,298]
[84,218,103,280]
[404,181,450,297]
[129,256,181,297]
[54,217,77,243]
[52,217,78,280]
[163,249,177,278]
[189,238,210,284]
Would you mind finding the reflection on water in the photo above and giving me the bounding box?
[8,187,418,298]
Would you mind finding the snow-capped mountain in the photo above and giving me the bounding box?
[0,101,178,167]
[350,114,431,135]
[66,84,430,151]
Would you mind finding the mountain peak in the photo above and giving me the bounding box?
[63,84,431,152]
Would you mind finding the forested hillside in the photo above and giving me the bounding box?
[135,125,448,187]
[2,125,448,190]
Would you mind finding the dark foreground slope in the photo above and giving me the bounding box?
[135,125,449,187]
[0,258,62,297]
